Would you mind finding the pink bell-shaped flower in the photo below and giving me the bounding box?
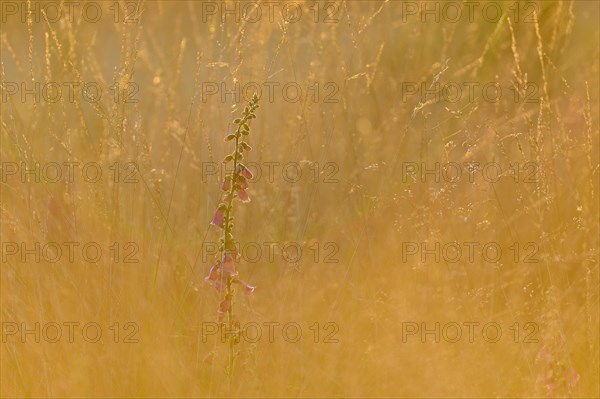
[211,207,225,228]
[221,178,231,191]
[204,262,220,285]
[237,189,251,203]
[234,279,255,295]
[237,176,249,190]
[241,166,254,179]
[221,253,238,276]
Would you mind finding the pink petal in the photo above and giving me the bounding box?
[237,189,251,203]
[237,176,249,190]
[222,253,238,276]
[221,178,231,191]
[218,297,231,320]
[213,276,227,293]
[211,208,225,228]
[242,166,254,179]
[224,251,241,262]
[234,279,255,295]
[204,262,220,284]
[205,263,228,293]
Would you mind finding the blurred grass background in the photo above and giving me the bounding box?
[1,0,599,397]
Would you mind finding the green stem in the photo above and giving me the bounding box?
[218,95,257,381]
[222,121,243,380]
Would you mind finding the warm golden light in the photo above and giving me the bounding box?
[1,1,598,398]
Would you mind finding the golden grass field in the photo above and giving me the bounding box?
[1,0,599,397]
